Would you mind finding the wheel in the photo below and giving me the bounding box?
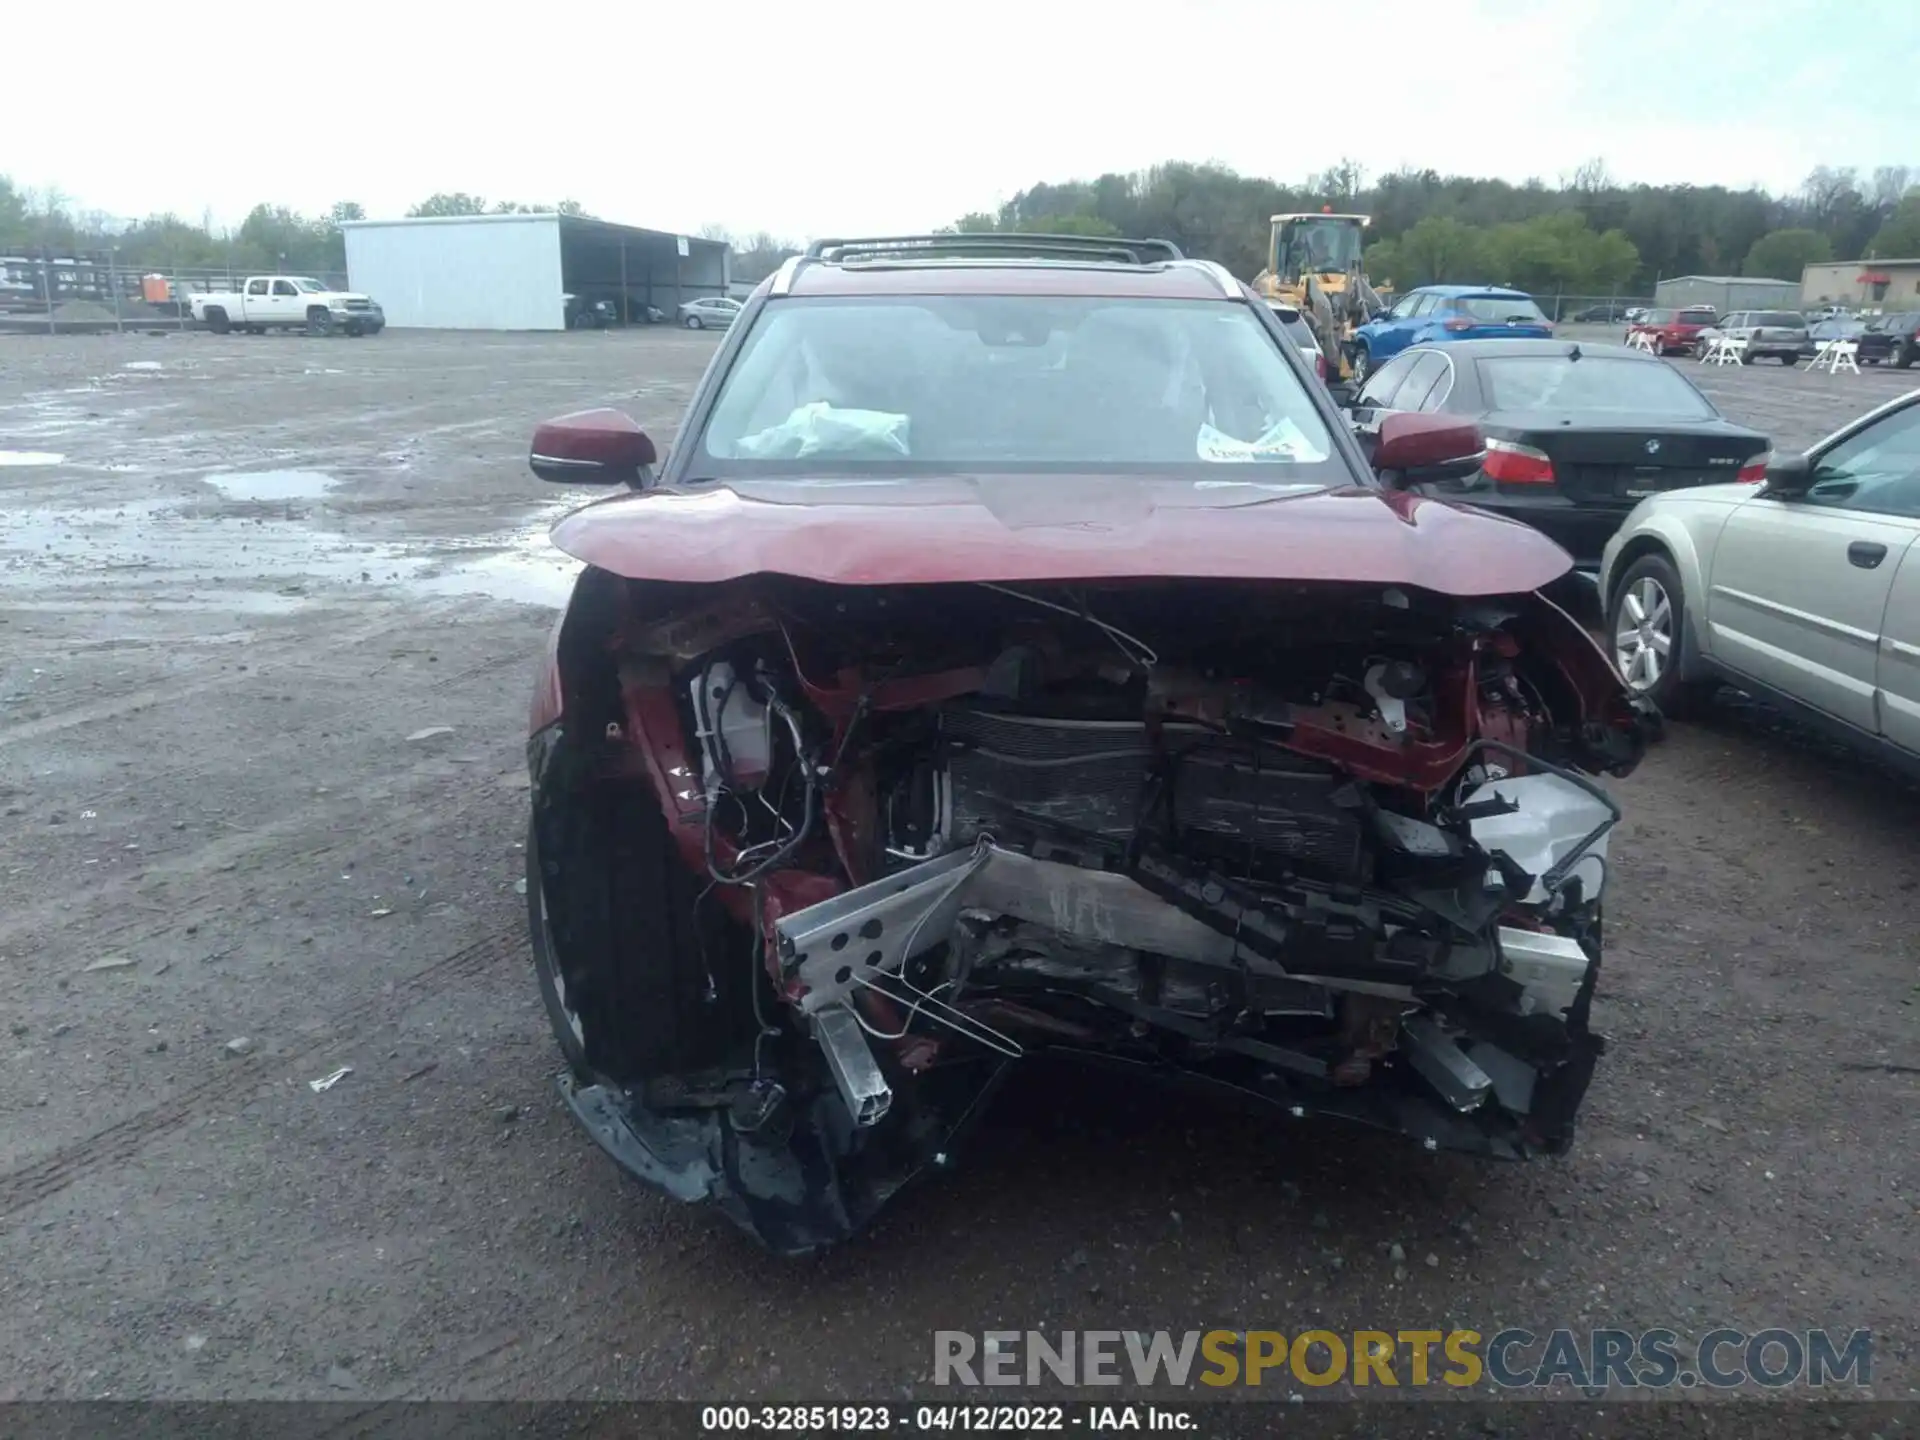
[343,320,363,337]
[306,309,333,337]
[1893,345,1914,370]
[525,785,757,1084]
[527,820,589,1078]
[1608,553,1717,719]
[204,307,231,335]
[1739,347,1756,365]
[685,314,703,330]
[1780,352,1797,366]
[1349,344,1371,384]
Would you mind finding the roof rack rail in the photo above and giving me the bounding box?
[803,232,1186,266]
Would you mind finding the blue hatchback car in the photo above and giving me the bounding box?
[1350,285,1553,382]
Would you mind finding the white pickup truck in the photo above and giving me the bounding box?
[190,276,385,336]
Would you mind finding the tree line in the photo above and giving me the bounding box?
[13,161,1920,296]
[944,159,1920,296]
[0,180,588,276]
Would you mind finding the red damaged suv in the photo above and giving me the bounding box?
[521,233,1658,1254]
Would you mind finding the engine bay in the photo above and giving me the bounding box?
[533,573,1652,1252]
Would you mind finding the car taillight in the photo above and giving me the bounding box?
[1314,351,1327,380]
[1483,438,1555,485]
[1736,455,1768,483]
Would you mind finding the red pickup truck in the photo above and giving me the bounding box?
[1626,306,1718,356]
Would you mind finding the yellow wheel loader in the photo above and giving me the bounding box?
[1252,211,1392,384]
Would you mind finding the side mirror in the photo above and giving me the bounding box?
[1760,453,1814,499]
[1372,412,1484,489]
[529,408,658,487]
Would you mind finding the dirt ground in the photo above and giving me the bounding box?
[1,328,1916,1406]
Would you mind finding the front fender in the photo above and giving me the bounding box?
[529,610,566,735]
[1517,589,1659,777]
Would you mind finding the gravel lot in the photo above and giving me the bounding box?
[1,328,1916,1407]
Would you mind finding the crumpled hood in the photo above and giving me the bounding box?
[549,475,1575,596]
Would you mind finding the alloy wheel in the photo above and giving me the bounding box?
[1615,576,1673,690]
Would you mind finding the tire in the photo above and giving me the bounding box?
[1349,344,1371,384]
[1739,347,1756,365]
[685,314,703,330]
[526,785,756,1084]
[1608,553,1717,719]
[527,819,589,1078]
[1893,345,1914,371]
[344,320,363,337]
[306,308,333,337]
[204,307,230,335]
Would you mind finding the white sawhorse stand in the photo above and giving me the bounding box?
[1808,339,1860,375]
[1626,330,1658,353]
[1700,335,1748,365]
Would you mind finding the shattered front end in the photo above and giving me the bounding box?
[529,574,1652,1253]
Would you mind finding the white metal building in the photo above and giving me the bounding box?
[340,213,730,331]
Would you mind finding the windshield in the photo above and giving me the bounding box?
[1278,218,1365,276]
[1477,355,1717,418]
[289,277,328,293]
[1455,294,1549,324]
[697,295,1338,478]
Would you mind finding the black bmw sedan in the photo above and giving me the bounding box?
[1343,339,1770,569]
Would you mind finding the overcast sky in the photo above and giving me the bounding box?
[9,0,1916,239]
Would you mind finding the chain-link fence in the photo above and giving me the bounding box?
[1530,293,1656,324]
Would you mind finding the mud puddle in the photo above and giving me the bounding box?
[414,545,576,606]
[202,470,338,501]
[0,491,578,611]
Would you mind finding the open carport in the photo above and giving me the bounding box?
[557,215,729,326]
[341,213,730,331]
